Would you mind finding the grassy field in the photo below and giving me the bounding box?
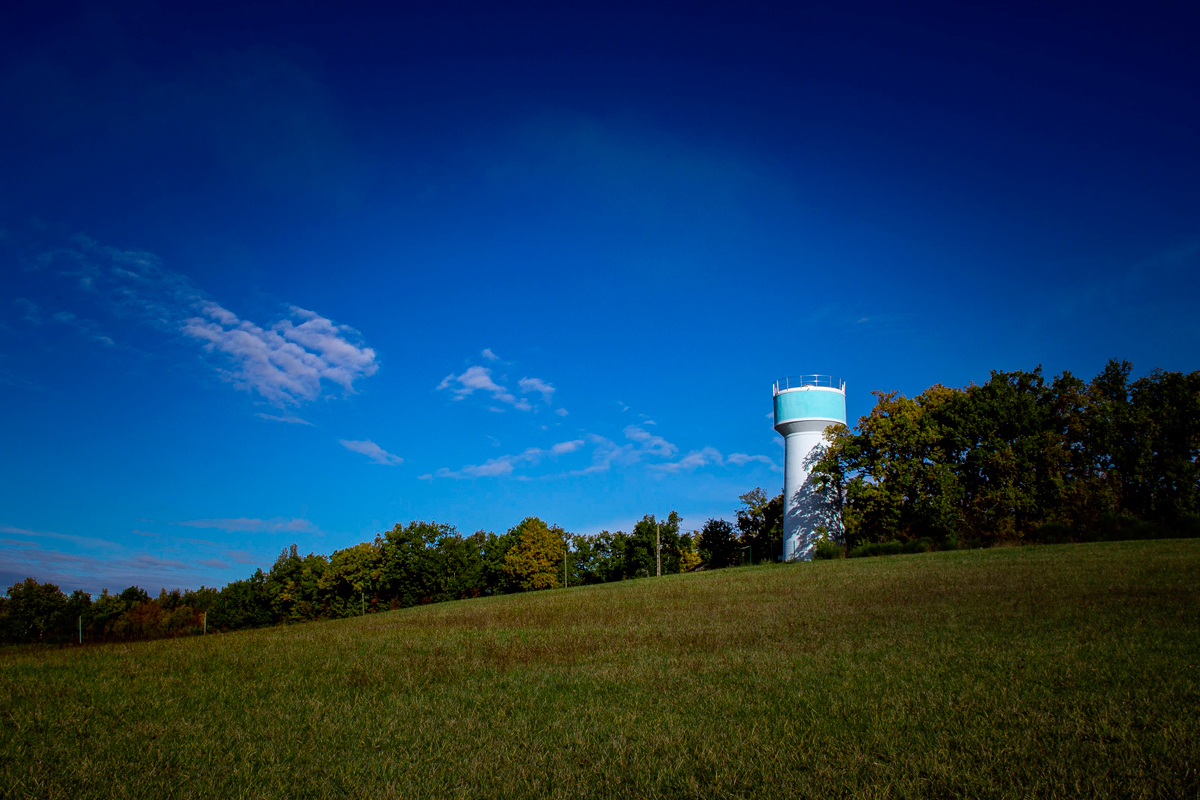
[2,540,1198,799]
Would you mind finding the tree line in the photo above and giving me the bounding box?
[812,360,1200,550]
[0,497,784,645]
[4,359,1195,645]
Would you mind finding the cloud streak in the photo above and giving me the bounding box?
[172,517,318,533]
[653,448,778,473]
[0,523,123,550]
[339,439,403,465]
[255,412,314,425]
[0,540,208,595]
[422,439,585,479]
[623,425,677,458]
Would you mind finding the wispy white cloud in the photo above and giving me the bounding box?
[727,452,777,468]
[27,234,378,406]
[50,310,114,346]
[183,303,377,404]
[519,376,555,403]
[555,408,569,417]
[0,369,45,391]
[172,517,318,533]
[560,427,681,477]
[255,412,314,425]
[0,523,123,550]
[339,439,403,465]
[623,425,677,458]
[436,365,532,411]
[223,549,261,565]
[13,298,41,324]
[0,540,211,595]
[652,446,725,472]
[653,448,778,473]
[424,439,585,479]
[172,536,220,547]
[569,434,636,475]
[481,348,499,361]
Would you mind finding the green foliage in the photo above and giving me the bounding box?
[847,539,935,558]
[698,518,738,568]
[207,570,269,630]
[0,579,213,644]
[735,488,783,563]
[119,586,150,606]
[0,578,68,643]
[502,517,567,591]
[624,513,681,578]
[813,360,1200,549]
[568,530,626,584]
[321,541,383,616]
[380,521,450,606]
[677,530,701,572]
[812,541,844,560]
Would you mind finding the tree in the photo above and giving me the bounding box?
[736,489,783,562]
[322,541,384,616]
[265,544,329,621]
[678,531,701,572]
[1,578,68,643]
[698,518,738,568]
[502,517,567,591]
[810,360,1200,547]
[1127,367,1200,521]
[433,531,490,601]
[209,569,271,630]
[119,585,150,606]
[379,521,450,607]
[571,530,627,583]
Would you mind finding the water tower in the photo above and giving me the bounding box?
[773,375,847,561]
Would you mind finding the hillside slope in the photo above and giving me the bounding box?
[3,540,1199,799]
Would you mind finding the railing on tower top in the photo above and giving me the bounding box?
[772,375,845,395]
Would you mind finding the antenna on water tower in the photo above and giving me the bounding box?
[772,374,847,561]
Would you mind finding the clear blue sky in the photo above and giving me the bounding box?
[2,2,1197,593]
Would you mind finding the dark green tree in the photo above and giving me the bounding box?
[0,578,68,643]
[736,489,783,562]
[379,521,449,607]
[625,513,681,577]
[698,518,738,568]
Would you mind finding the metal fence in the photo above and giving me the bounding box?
[772,375,845,394]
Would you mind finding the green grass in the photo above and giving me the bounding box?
[3,540,1199,799]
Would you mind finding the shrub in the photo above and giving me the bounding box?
[813,542,843,560]
[847,539,935,559]
[1033,522,1080,544]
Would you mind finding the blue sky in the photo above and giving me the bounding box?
[2,2,1197,593]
